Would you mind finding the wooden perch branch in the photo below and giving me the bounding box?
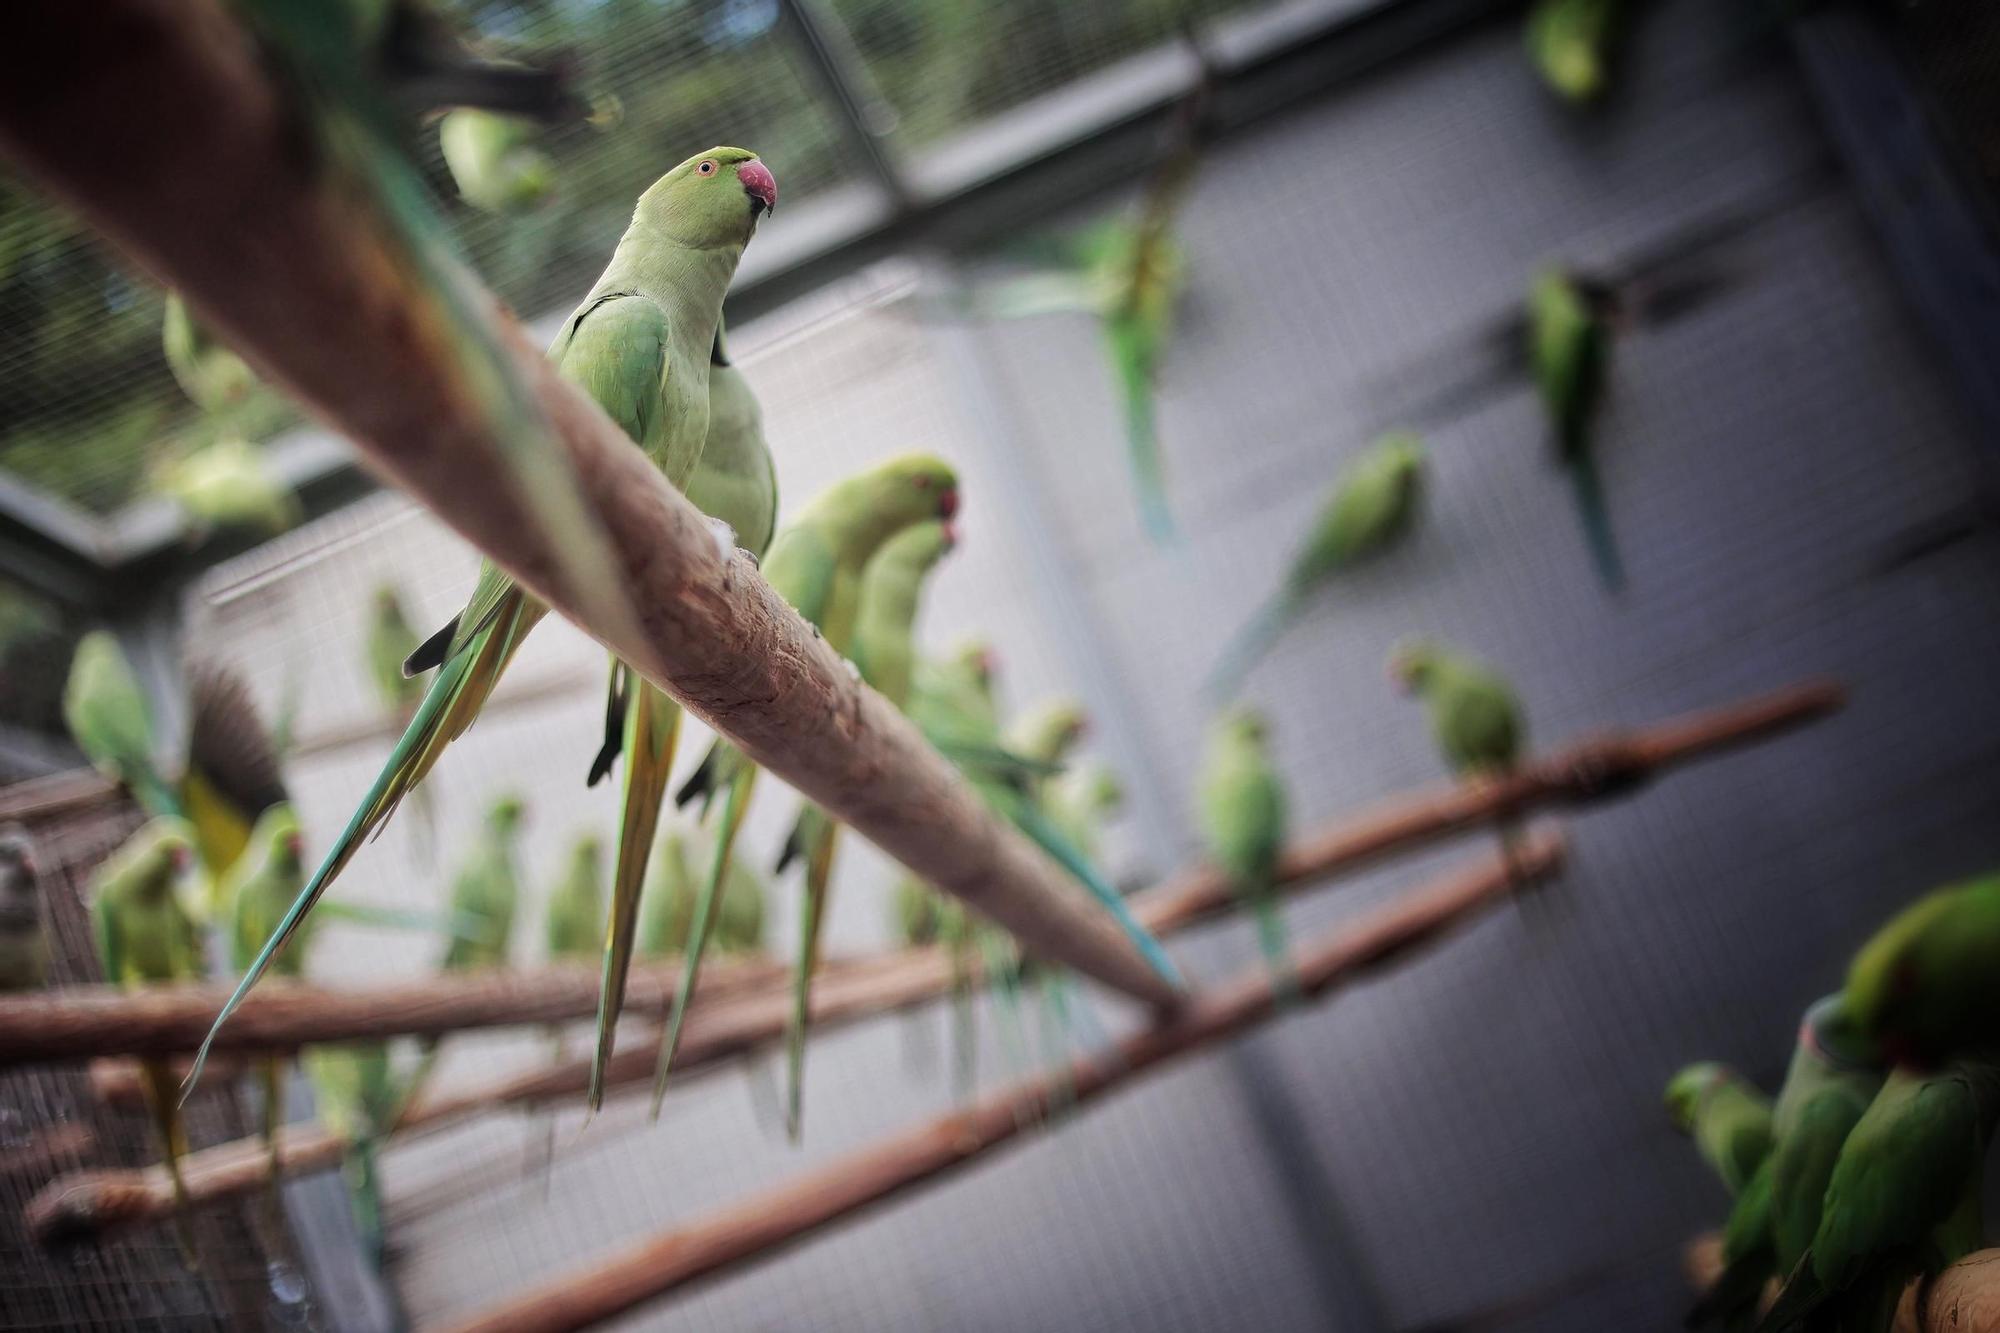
[0,680,1840,1071]
[26,832,1563,1246]
[1685,1235,2000,1333]
[435,833,1561,1333]
[0,0,1177,1013]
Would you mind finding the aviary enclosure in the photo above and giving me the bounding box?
[0,0,1996,1329]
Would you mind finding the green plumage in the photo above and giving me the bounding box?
[63,632,177,822]
[1393,639,1524,776]
[1528,268,1622,589]
[365,584,424,718]
[1525,0,1626,101]
[304,1041,404,1266]
[0,827,46,993]
[544,832,604,963]
[1209,432,1426,698]
[850,521,956,713]
[442,795,524,972]
[1768,997,1886,1274]
[1200,709,1291,987]
[1844,874,2000,1070]
[635,820,766,959]
[221,806,310,1184]
[161,293,256,413]
[439,108,555,214]
[161,439,301,538]
[1665,1062,1775,1198]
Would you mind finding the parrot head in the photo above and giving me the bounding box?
[373,584,406,617]
[1387,638,1440,696]
[1663,1062,1729,1133]
[1075,766,1125,817]
[1372,430,1427,480]
[1798,993,1882,1072]
[1843,879,1999,1070]
[870,453,960,530]
[1213,707,1269,748]
[131,818,197,898]
[255,803,305,870]
[487,794,527,834]
[636,147,776,249]
[950,639,996,690]
[1018,698,1089,762]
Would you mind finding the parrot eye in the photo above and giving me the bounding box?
[697,160,718,176]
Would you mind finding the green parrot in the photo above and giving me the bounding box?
[160,439,301,539]
[180,660,293,914]
[1390,638,1531,893]
[1665,1062,1775,1198]
[1708,1157,1779,1333]
[1768,997,1888,1273]
[1844,873,2000,1071]
[193,146,778,1094]
[63,631,178,821]
[0,825,47,992]
[1525,0,1626,102]
[439,108,556,215]
[1757,1063,2000,1333]
[162,292,256,413]
[365,583,425,722]
[91,819,203,1231]
[1045,764,1124,867]
[1000,697,1087,787]
[635,819,767,961]
[665,456,961,1128]
[222,805,312,1181]
[442,794,524,973]
[1207,432,1426,699]
[1199,708,1292,989]
[1528,267,1622,590]
[304,1041,404,1267]
[849,521,959,716]
[544,831,605,966]
[580,320,784,1114]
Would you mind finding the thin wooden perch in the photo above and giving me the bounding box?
[0,0,1177,1015]
[435,832,1565,1333]
[25,832,1563,1246]
[1685,1234,2000,1333]
[2,680,1841,1071]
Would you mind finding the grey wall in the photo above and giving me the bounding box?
[182,0,2000,1328]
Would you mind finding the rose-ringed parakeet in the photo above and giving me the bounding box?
[1525,0,1628,102]
[91,819,203,1246]
[193,147,777,1093]
[1665,1062,1775,1198]
[578,321,783,1115]
[665,460,961,1129]
[0,825,46,992]
[1843,873,2000,1071]
[439,108,556,215]
[222,805,311,1182]
[1199,708,1293,992]
[1208,432,1426,699]
[1390,638,1532,896]
[544,831,604,968]
[365,583,438,861]
[160,438,301,539]
[1528,267,1623,590]
[162,292,256,414]
[1757,1063,2000,1333]
[63,631,179,822]
[636,818,767,962]
[304,1041,405,1268]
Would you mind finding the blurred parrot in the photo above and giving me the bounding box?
[1665,1062,1774,1198]
[1528,267,1622,590]
[1000,697,1087,791]
[91,819,203,1246]
[1390,638,1531,895]
[849,521,958,716]
[180,660,292,911]
[365,584,425,721]
[666,458,961,1128]
[579,320,782,1115]
[1757,1063,2000,1333]
[193,147,778,1093]
[440,108,556,214]
[1199,709,1292,990]
[221,805,311,1180]
[635,819,767,960]
[1707,1158,1778,1333]
[162,292,256,413]
[544,831,604,967]
[1045,764,1125,866]
[1525,0,1626,102]
[63,631,178,821]
[1207,432,1426,699]
[0,825,47,992]
[1767,997,1888,1273]
[1843,873,2000,1071]
[160,438,302,539]
[304,1041,404,1268]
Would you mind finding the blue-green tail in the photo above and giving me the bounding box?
[1565,450,1624,591]
[784,822,839,1141]
[1011,801,1182,990]
[1107,317,1176,544]
[1206,587,1300,704]
[650,767,754,1116]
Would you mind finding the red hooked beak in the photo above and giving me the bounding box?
[170,846,192,872]
[940,519,958,550]
[937,486,959,520]
[738,160,777,216]
[284,833,304,858]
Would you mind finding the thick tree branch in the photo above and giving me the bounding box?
[1685,1234,2000,1333]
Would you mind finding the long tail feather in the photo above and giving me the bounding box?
[1107,317,1176,543]
[945,910,977,1101]
[784,822,839,1141]
[650,766,755,1116]
[185,594,536,1098]
[1206,586,1302,703]
[132,764,187,825]
[344,1138,384,1269]
[259,1057,285,1194]
[1565,448,1625,591]
[1010,802,1183,988]
[590,680,680,1112]
[1249,885,1297,1005]
[140,1060,197,1265]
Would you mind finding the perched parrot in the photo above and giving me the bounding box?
[544,831,605,966]
[1665,1062,1774,1198]
[1843,873,2000,1070]
[162,292,256,413]
[304,1041,404,1267]
[667,456,961,1128]
[1000,697,1087,789]
[581,318,783,1114]
[365,584,425,722]
[1525,0,1626,102]
[1390,638,1531,893]
[1708,1158,1778,1333]
[1199,709,1292,989]
[1208,432,1426,699]
[1757,1063,2000,1333]
[180,660,293,911]
[1045,764,1126,864]
[441,794,524,973]
[63,631,177,820]
[0,824,47,992]
[849,521,958,716]
[439,108,556,214]
[1768,997,1888,1272]
[193,146,778,1094]
[160,438,302,539]
[635,819,766,960]
[91,819,203,1239]
[1528,267,1622,590]
[221,805,312,1179]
